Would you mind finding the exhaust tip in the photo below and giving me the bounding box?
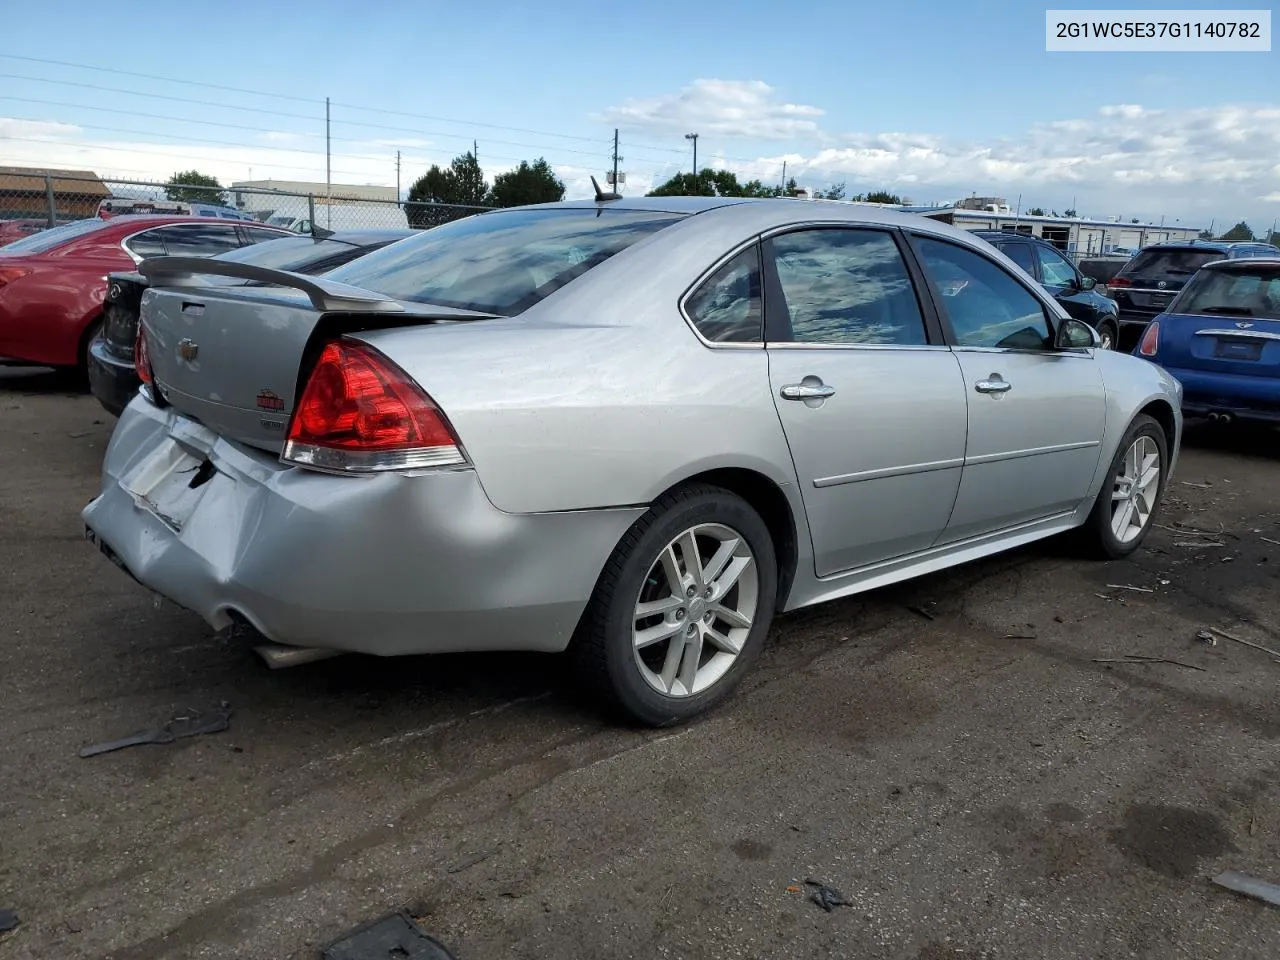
[253,642,344,669]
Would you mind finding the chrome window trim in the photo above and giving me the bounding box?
[763,342,951,352]
[1195,328,1280,341]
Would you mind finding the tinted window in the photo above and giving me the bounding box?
[914,237,1052,350]
[328,208,685,315]
[123,228,168,259]
[1122,248,1224,281]
[0,217,109,253]
[770,229,927,345]
[685,247,762,343]
[1035,244,1077,286]
[243,227,290,245]
[999,242,1036,273]
[154,223,242,257]
[1176,264,1280,320]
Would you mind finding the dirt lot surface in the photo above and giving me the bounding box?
[2,367,1279,960]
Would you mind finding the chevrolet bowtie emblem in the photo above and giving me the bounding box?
[178,338,199,361]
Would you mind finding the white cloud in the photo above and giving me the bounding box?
[594,79,825,141]
[0,117,80,139]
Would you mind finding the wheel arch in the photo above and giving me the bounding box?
[1137,398,1177,454]
[661,466,802,611]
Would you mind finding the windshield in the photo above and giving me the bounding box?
[1175,265,1280,320]
[0,218,109,253]
[326,207,687,315]
[214,236,355,272]
[1122,248,1224,280]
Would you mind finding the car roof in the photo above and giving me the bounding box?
[520,195,978,236]
[1199,257,1280,272]
[312,228,415,245]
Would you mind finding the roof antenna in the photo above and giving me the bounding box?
[591,176,621,202]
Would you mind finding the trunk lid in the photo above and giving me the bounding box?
[1155,310,1280,378]
[137,258,493,453]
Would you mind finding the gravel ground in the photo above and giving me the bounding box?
[1,367,1278,960]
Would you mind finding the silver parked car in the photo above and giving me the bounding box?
[82,197,1183,725]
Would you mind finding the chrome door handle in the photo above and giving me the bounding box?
[780,383,836,401]
[974,378,1012,394]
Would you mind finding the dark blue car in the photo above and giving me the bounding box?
[1134,257,1280,425]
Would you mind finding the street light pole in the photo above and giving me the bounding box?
[685,132,699,193]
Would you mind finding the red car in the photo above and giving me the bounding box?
[0,215,293,372]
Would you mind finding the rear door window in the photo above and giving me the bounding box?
[1122,248,1225,282]
[998,242,1036,274]
[152,223,243,257]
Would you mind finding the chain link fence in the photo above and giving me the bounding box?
[0,169,490,244]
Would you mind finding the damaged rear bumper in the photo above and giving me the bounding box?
[82,399,643,657]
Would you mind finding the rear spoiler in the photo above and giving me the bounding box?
[139,256,406,314]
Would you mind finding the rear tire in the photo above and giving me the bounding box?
[1079,414,1168,559]
[575,483,777,727]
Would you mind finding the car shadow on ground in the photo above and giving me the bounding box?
[1180,418,1280,462]
[0,364,88,396]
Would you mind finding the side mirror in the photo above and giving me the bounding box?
[1056,318,1100,350]
[1079,275,1097,291]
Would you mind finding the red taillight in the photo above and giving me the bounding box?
[1108,277,1131,288]
[1138,321,1160,357]
[0,265,31,288]
[134,325,154,386]
[282,339,467,473]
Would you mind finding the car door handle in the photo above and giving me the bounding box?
[780,383,836,401]
[974,378,1012,394]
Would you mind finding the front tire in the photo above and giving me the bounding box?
[576,483,778,727]
[1080,414,1168,559]
[1097,319,1119,351]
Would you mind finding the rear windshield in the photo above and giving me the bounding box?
[1122,248,1224,280]
[1175,265,1280,320]
[215,236,357,273]
[0,217,109,253]
[325,207,687,315]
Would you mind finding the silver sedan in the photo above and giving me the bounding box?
[82,197,1182,725]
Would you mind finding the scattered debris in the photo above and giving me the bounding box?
[1250,816,1258,837]
[322,911,457,960]
[1054,615,1065,623]
[68,430,91,439]
[1212,870,1280,909]
[1106,584,1155,593]
[1204,627,1280,662]
[1172,540,1226,549]
[1092,655,1206,672]
[1004,633,1037,640]
[1196,630,1218,646]
[79,703,232,758]
[1261,536,1280,547]
[1179,481,1212,488]
[0,908,18,933]
[804,879,851,913]
[908,604,936,621]
[785,885,802,894]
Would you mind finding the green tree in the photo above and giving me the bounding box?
[490,158,565,207]
[1027,207,1046,216]
[1219,221,1254,241]
[406,151,490,227]
[820,182,847,200]
[1267,230,1280,247]
[165,170,228,206]
[863,189,903,204]
[1198,229,1215,239]
[1064,208,1077,218]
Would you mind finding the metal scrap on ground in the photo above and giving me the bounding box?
[0,908,18,933]
[1212,870,1280,908]
[321,912,457,960]
[1205,627,1280,661]
[1092,655,1206,672]
[79,703,232,758]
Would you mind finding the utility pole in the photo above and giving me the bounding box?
[325,96,332,228]
[611,128,623,194]
[781,160,787,191]
[685,132,698,192]
[396,150,401,208]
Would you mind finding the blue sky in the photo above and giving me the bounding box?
[1,0,1277,227]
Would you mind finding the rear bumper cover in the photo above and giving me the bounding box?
[1164,365,1280,422]
[86,338,138,417]
[82,399,643,656]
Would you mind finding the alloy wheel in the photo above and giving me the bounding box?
[1110,435,1161,543]
[632,523,759,698]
